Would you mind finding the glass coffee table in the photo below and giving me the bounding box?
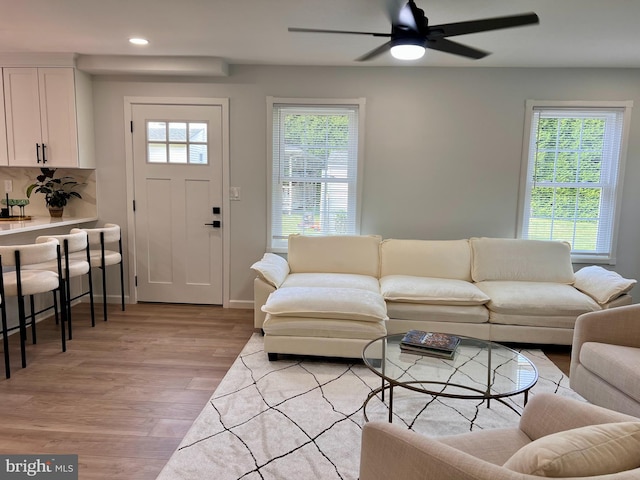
[362,333,538,422]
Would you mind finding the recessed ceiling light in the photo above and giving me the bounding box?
[129,38,149,46]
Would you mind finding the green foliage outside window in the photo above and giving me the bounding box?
[279,112,352,236]
[528,116,607,249]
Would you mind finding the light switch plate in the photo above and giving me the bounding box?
[230,186,241,200]
[4,180,12,193]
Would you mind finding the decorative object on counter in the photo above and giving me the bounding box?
[26,168,84,218]
[0,198,30,219]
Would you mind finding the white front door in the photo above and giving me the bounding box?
[132,103,224,304]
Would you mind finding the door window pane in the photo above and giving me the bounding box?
[169,144,187,164]
[189,123,207,142]
[148,122,166,141]
[190,144,208,164]
[148,143,167,163]
[169,122,187,141]
[146,120,209,165]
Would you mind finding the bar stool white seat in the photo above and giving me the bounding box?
[25,231,96,338]
[70,223,124,321]
[0,239,64,378]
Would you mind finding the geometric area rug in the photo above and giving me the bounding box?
[156,334,583,480]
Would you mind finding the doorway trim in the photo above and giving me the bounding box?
[123,96,230,307]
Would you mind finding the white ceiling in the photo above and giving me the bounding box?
[0,0,639,68]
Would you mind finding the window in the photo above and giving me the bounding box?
[146,121,208,164]
[518,101,632,263]
[267,98,365,251]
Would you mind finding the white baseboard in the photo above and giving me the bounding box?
[90,295,252,309]
[229,300,254,309]
[94,294,130,304]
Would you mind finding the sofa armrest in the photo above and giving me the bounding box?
[519,393,638,441]
[570,304,640,378]
[360,422,518,480]
[250,253,289,288]
[254,277,275,329]
[573,266,636,304]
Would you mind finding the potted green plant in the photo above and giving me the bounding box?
[26,168,84,217]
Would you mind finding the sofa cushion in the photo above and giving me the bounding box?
[488,312,578,329]
[287,234,381,277]
[262,314,386,339]
[250,253,290,288]
[475,281,600,316]
[580,342,640,403]
[503,422,640,477]
[281,273,380,292]
[380,275,489,306]
[380,239,472,281]
[386,303,489,324]
[573,265,637,305]
[262,287,388,322]
[470,237,575,283]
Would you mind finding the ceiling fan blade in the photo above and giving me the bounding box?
[288,27,391,38]
[397,1,419,31]
[425,38,489,59]
[356,41,393,61]
[386,0,404,24]
[428,12,539,38]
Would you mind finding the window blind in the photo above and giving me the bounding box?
[521,107,626,260]
[270,104,360,250]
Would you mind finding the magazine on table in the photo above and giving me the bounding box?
[399,330,461,358]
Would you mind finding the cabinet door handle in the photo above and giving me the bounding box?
[36,143,41,163]
[42,144,47,164]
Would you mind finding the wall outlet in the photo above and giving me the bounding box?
[4,180,12,193]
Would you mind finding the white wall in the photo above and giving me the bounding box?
[91,66,640,305]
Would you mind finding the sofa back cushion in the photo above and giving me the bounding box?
[470,237,575,283]
[287,234,381,276]
[380,239,472,281]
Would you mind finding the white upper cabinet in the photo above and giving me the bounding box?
[3,67,95,168]
[0,73,7,166]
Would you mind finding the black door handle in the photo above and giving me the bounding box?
[42,143,47,164]
[204,221,221,228]
[36,143,41,163]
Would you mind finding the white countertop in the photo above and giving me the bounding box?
[0,216,98,236]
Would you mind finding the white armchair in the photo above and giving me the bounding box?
[360,393,640,480]
[570,304,640,417]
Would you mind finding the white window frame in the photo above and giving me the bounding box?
[517,100,633,264]
[266,97,366,253]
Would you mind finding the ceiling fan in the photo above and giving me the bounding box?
[289,1,539,61]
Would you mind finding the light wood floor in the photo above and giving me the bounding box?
[0,303,571,479]
[0,302,256,480]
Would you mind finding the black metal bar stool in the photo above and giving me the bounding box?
[0,239,65,378]
[70,224,124,321]
[25,231,96,338]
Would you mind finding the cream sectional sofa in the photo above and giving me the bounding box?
[252,235,635,360]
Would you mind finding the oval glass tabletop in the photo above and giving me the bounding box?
[362,333,538,401]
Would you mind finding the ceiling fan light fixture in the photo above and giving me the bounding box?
[390,41,426,60]
[129,37,149,46]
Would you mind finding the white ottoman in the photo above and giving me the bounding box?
[261,286,388,360]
